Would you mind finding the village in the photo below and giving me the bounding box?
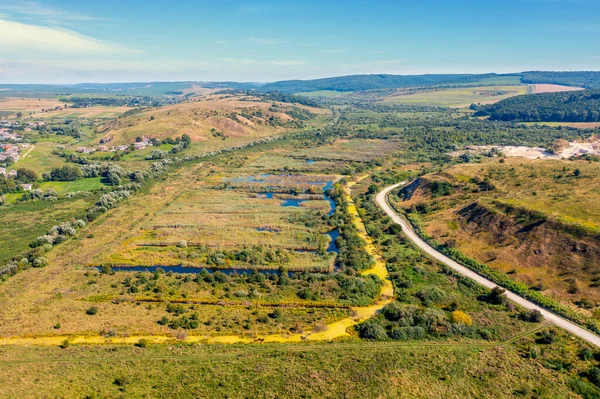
[75,136,153,154]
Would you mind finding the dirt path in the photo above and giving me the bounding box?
[20,145,35,159]
[376,182,600,348]
[0,177,393,346]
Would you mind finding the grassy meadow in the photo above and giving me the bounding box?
[381,85,527,107]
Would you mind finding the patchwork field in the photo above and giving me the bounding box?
[530,84,585,94]
[381,85,528,107]
[35,106,130,119]
[0,98,64,117]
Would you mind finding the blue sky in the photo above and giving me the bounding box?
[0,0,598,83]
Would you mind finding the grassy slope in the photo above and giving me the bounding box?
[98,95,329,147]
[394,157,600,311]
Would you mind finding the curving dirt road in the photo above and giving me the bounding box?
[377,182,600,348]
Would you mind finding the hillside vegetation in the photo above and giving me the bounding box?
[393,158,600,312]
[258,73,501,93]
[521,71,600,90]
[98,94,327,146]
[476,90,600,122]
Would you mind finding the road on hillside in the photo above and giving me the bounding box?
[376,182,600,348]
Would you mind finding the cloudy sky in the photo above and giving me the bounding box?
[0,0,599,83]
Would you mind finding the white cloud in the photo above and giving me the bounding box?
[0,1,100,25]
[0,18,139,54]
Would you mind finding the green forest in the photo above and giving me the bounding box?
[475,90,600,122]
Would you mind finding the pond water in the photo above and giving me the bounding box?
[256,227,279,233]
[326,229,340,253]
[306,159,315,164]
[257,179,339,253]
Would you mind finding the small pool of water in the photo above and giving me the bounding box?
[281,198,309,207]
[256,227,279,233]
[326,229,340,253]
[306,159,315,164]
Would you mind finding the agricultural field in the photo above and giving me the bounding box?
[530,84,585,94]
[381,85,528,107]
[0,97,64,118]
[34,105,131,119]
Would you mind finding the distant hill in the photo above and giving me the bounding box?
[521,71,600,90]
[475,90,600,122]
[257,73,501,93]
[0,81,261,97]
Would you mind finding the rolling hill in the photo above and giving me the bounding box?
[96,93,328,147]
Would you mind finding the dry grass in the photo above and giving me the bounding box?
[531,84,584,94]
[98,95,330,146]
[394,157,600,311]
[0,98,64,117]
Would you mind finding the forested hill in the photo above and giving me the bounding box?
[257,73,499,93]
[521,71,600,89]
[475,90,600,122]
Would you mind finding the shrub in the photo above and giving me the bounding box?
[589,367,600,386]
[416,286,446,305]
[86,306,99,316]
[519,309,543,323]
[73,219,86,228]
[537,329,557,345]
[580,348,594,361]
[388,326,408,340]
[270,308,283,319]
[486,287,508,305]
[356,319,387,341]
[135,339,149,348]
[32,257,49,268]
[451,310,473,326]
[406,326,426,340]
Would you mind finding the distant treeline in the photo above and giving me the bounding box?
[475,90,600,122]
[61,96,177,108]
[521,71,600,90]
[257,73,500,93]
[260,91,319,107]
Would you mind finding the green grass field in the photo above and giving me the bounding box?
[0,340,583,399]
[11,140,70,175]
[381,85,528,108]
[38,177,109,195]
[0,196,97,264]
